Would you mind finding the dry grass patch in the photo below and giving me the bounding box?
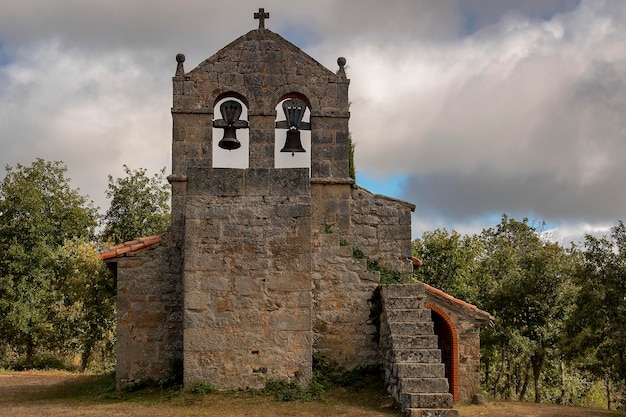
[3,371,626,417]
[457,401,626,417]
[0,371,399,417]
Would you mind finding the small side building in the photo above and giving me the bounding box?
[425,283,493,403]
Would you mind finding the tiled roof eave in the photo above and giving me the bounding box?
[100,235,162,260]
[424,283,494,322]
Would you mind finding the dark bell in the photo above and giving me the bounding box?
[280,129,306,155]
[218,126,241,150]
[217,100,244,150]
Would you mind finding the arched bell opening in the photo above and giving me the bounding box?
[212,94,250,168]
[428,304,459,402]
[274,93,311,171]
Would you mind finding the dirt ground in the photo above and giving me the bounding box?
[1,371,625,417]
[0,371,82,400]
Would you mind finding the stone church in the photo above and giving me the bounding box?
[101,9,491,416]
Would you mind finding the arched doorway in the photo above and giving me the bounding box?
[427,304,458,402]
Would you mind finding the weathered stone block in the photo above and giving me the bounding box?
[385,309,432,322]
[390,335,439,350]
[401,392,454,409]
[276,203,311,219]
[187,168,239,195]
[270,168,310,196]
[382,284,425,298]
[266,271,311,291]
[234,276,264,296]
[244,168,271,195]
[310,160,330,178]
[384,296,426,310]
[268,308,311,331]
[395,363,446,379]
[387,322,434,336]
[218,72,244,86]
[400,377,450,394]
[244,73,264,86]
[393,349,442,363]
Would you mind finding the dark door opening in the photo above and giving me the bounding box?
[431,310,455,399]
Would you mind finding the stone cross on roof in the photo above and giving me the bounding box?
[254,7,269,29]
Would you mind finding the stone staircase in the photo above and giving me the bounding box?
[380,284,458,417]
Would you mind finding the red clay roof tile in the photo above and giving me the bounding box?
[100,235,162,260]
[423,283,493,321]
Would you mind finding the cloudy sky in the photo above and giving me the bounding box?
[1,0,624,244]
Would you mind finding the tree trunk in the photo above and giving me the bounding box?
[492,355,504,397]
[556,361,566,405]
[532,352,545,404]
[518,361,531,401]
[79,323,99,372]
[79,342,93,373]
[483,356,491,388]
[25,332,35,365]
[503,354,514,400]
[606,378,611,410]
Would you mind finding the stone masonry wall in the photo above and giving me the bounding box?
[350,186,415,273]
[311,182,380,368]
[115,238,183,388]
[458,330,481,402]
[310,183,416,370]
[182,167,312,389]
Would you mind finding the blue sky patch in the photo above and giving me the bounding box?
[0,43,11,67]
[278,23,321,50]
[356,171,408,199]
[459,0,581,36]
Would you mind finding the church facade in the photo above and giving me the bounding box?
[102,11,490,414]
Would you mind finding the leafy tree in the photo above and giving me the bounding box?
[0,159,98,361]
[412,229,484,305]
[101,166,170,244]
[479,215,574,403]
[54,238,116,371]
[565,221,626,409]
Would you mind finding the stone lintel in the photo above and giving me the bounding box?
[186,167,311,197]
[310,177,354,185]
[310,110,350,118]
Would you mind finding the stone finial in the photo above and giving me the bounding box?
[175,53,185,76]
[337,57,346,77]
[254,7,270,29]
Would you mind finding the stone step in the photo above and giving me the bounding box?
[387,321,434,335]
[395,363,446,379]
[400,377,450,393]
[384,309,431,322]
[383,296,427,310]
[380,283,456,416]
[406,408,459,417]
[381,283,425,298]
[393,349,442,363]
[390,335,439,350]
[401,392,454,409]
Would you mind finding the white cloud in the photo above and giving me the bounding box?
[0,40,171,210]
[0,0,624,243]
[548,222,613,246]
[337,0,626,236]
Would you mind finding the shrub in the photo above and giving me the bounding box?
[4,353,77,372]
